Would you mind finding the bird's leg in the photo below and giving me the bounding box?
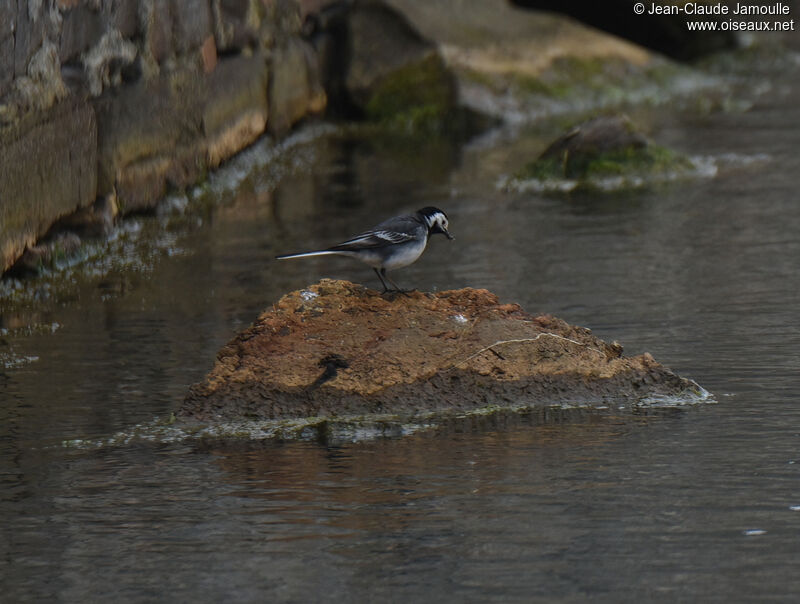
[383,269,414,296]
[374,268,391,293]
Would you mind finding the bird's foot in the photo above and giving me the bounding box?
[380,288,416,299]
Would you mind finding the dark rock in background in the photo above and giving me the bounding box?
[305,0,457,127]
[511,0,738,61]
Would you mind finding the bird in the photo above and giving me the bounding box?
[276,207,454,293]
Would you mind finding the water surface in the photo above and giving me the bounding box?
[2,55,800,602]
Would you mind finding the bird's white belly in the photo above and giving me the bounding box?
[355,238,425,270]
[383,238,427,269]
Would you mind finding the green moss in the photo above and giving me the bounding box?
[588,144,693,178]
[496,55,706,121]
[518,143,694,183]
[519,155,565,180]
[364,53,457,134]
[510,56,631,101]
[460,67,503,91]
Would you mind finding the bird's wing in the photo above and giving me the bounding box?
[329,229,416,251]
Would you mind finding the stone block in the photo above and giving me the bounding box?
[59,4,105,64]
[268,36,326,134]
[145,0,174,64]
[0,0,14,96]
[203,53,269,166]
[214,0,260,52]
[170,0,213,54]
[104,0,141,39]
[14,0,45,77]
[91,72,205,211]
[0,100,97,272]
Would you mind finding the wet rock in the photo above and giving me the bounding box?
[181,279,705,422]
[511,114,696,189]
[8,232,83,277]
[49,194,119,238]
[537,114,650,179]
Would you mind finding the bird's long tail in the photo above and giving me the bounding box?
[275,250,341,260]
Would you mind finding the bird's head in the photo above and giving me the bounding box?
[418,207,454,240]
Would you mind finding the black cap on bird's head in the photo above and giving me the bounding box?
[417,207,454,240]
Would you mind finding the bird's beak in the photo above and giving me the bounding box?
[444,228,454,240]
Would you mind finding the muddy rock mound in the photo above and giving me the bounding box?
[181,279,704,422]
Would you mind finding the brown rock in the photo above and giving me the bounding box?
[203,54,269,167]
[181,279,705,422]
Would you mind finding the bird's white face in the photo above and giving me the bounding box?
[426,211,453,240]
[426,212,448,231]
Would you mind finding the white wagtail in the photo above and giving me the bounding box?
[276,207,454,292]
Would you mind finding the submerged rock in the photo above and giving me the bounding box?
[181,279,706,423]
[538,115,649,174]
[506,115,701,192]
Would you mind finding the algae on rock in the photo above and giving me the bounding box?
[363,53,457,134]
[507,115,699,193]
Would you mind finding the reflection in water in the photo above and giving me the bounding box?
[2,60,800,601]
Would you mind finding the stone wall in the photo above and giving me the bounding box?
[0,0,326,272]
